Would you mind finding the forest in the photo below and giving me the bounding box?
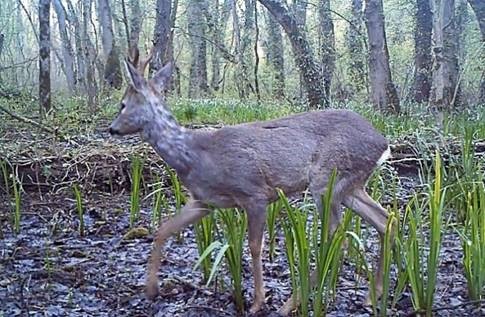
[0,0,484,316]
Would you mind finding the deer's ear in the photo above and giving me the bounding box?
[124,59,146,92]
[150,62,173,92]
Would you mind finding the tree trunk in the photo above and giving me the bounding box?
[52,0,76,93]
[187,0,209,98]
[412,0,432,103]
[39,0,51,116]
[66,0,85,92]
[318,0,335,107]
[265,12,285,98]
[430,0,460,110]
[468,0,485,104]
[98,0,122,89]
[82,0,98,109]
[236,0,255,99]
[346,0,366,94]
[152,0,172,72]
[258,0,326,108]
[364,0,400,113]
[129,0,142,51]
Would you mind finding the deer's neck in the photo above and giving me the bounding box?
[142,106,194,175]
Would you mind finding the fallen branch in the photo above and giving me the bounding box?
[0,104,56,134]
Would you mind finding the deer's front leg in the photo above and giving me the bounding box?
[146,198,209,300]
[246,204,267,314]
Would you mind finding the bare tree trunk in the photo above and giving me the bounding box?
[66,0,85,92]
[82,0,98,109]
[0,34,4,58]
[258,0,326,108]
[254,1,261,101]
[265,12,285,98]
[364,0,400,113]
[98,0,122,89]
[152,0,172,72]
[129,0,141,51]
[39,0,51,116]
[412,0,432,103]
[346,0,366,94]
[291,0,307,101]
[318,0,335,107]
[187,0,208,98]
[430,0,460,111]
[52,0,76,93]
[468,0,485,104]
[236,0,255,99]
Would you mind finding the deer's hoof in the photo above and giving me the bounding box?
[249,301,264,315]
[145,281,160,300]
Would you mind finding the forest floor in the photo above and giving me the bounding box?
[1,100,485,316]
[1,138,484,317]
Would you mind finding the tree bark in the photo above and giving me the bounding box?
[364,0,400,113]
[346,0,366,94]
[265,12,285,98]
[468,0,485,104]
[430,0,460,110]
[258,0,326,108]
[98,0,122,89]
[187,0,209,98]
[82,0,98,110]
[66,0,85,92]
[318,0,335,107]
[52,0,76,93]
[152,0,172,72]
[129,0,142,51]
[39,0,51,116]
[412,0,432,103]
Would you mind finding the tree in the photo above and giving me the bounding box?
[318,0,335,107]
[258,0,326,108]
[187,0,209,97]
[52,0,76,93]
[468,0,485,104]
[265,11,285,97]
[364,0,400,113]
[430,0,460,110]
[346,0,366,94]
[39,0,51,116]
[98,0,122,89]
[412,0,432,103]
[129,0,142,51]
[152,0,172,72]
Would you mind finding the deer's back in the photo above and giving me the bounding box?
[186,109,388,206]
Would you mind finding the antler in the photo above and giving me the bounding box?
[138,47,154,74]
[128,46,140,68]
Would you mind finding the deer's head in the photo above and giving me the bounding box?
[109,49,173,136]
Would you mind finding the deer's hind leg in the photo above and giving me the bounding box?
[245,201,268,314]
[278,172,350,316]
[343,188,391,305]
[146,198,210,300]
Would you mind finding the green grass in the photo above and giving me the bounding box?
[72,184,85,236]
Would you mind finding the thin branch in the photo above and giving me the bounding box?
[0,104,56,134]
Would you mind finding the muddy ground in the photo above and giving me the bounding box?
[1,134,484,316]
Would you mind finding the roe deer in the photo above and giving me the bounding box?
[109,52,392,315]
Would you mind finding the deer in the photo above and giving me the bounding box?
[108,50,392,315]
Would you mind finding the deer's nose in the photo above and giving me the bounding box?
[109,127,119,135]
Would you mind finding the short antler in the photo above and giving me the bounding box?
[138,47,154,75]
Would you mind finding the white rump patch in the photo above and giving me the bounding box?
[377,146,391,166]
